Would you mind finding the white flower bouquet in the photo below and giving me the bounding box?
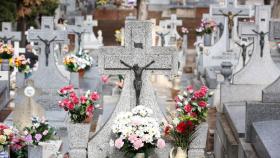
[111,106,165,157]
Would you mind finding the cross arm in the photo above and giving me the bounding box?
[234,10,243,16]
[235,42,242,47]
[144,60,155,69]
[247,42,254,47]
[252,29,259,35]
[120,60,132,69]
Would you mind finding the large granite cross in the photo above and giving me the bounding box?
[88,20,177,158]
[66,16,92,52]
[210,0,250,50]
[0,22,21,43]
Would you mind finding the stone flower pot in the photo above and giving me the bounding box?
[170,147,187,158]
[28,145,43,158]
[203,34,212,46]
[67,123,91,158]
[1,59,10,71]
[221,62,233,83]
[40,140,62,158]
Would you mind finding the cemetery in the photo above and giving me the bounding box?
[0,0,280,158]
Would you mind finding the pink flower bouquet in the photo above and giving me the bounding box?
[111,106,165,157]
[58,85,100,123]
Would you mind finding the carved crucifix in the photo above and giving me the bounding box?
[219,10,243,39]
[235,41,253,67]
[156,32,169,47]
[120,60,155,105]
[37,36,57,66]
[0,22,21,44]
[252,30,269,58]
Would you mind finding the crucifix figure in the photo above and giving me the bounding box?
[219,10,243,39]
[72,30,85,51]
[120,60,155,106]
[235,42,253,67]
[0,36,14,44]
[37,36,57,66]
[252,30,269,58]
[156,32,169,46]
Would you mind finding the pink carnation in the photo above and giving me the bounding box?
[115,138,124,149]
[157,139,166,149]
[133,138,144,150]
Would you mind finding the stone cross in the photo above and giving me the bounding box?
[82,15,103,49]
[27,16,69,90]
[27,17,68,67]
[0,22,21,43]
[88,20,177,157]
[84,15,98,28]
[67,16,92,52]
[210,0,250,49]
[0,22,22,56]
[159,14,182,46]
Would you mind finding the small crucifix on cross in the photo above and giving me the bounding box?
[219,10,243,39]
[156,32,170,47]
[37,35,57,66]
[252,30,269,58]
[0,36,14,44]
[120,60,155,106]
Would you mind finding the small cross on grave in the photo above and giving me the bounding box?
[0,22,21,44]
[84,15,98,28]
[67,16,92,52]
[27,16,69,67]
[27,16,69,89]
[88,20,177,157]
[83,15,103,50]
[159,14,182,46]
[211,0,250,49]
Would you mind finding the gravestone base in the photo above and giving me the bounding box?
[188,123,208,158]
[69,149,86,158]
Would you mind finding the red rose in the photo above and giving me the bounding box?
[66,101,75,110]
[80,96,87,104]
[184,104,192,113]
[90,92,100,101]
[198,91,206,98]
[198,101,207,108]
[176,122,187,133]
[186,120,193,127]
[164,124,173,136]
[200,85,208,93]
[86,105,94,117]
[193,91,200,98]
[186,86,194,93]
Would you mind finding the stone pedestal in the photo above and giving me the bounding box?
[67,123,90,158]
[28,145,43,158]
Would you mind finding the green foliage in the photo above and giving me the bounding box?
[0,0,17,23]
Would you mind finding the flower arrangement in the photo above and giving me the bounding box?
[163,85,213,150]
[0,42,14,59]
[12,55,31,73]
[111,105,166,157]
[195,27,204,36]
[11,134,27,157]
[58,85,100,123]
[23,117,55,146]
[63,53,93,72]
[181,27,189,34]
[199,19,217,35]
[0,123,15,151]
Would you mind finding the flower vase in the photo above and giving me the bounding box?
[170,147,187,158]
[221,62,233,84]
[78,69,85,77]
[196,35,202,42]
[67,123,90,158]
[28,145,43,158]
[203,34,212,46]
[0,146,10,158]
[70,72,79,89]
[40,140,62,158]
[134,153,145,158]
[16,72,26,88]
[1,59,10,71]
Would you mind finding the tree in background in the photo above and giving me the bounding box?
[136,0,148,20]
[0,0,17,25]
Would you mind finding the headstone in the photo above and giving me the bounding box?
[220,5,279,111]
[66,16,93,52]
[82,15,103,50]
[0,72,9,110]
[88,20,177,158]
[159,14,182,46]
[269,19,280,41]
[24,16,69,129]
[13,83,45,130]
